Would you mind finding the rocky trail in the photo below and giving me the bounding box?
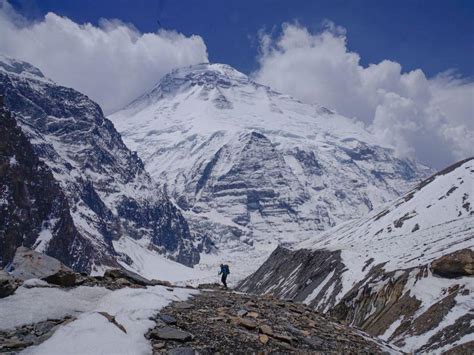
[1,279,398,354]
[146,284,398,354]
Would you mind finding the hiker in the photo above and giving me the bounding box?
[218,264,230,288]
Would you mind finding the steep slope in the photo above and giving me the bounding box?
[238,158,474,353]
[110,63,432,277]
[0,55,204,273]
[0,99,94,270]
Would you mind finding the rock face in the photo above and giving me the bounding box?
[431,248,473,278]
[238,158,474,353]
[0,55,204,272]
[110,62,432,276]
[9,247,76,287]
[145,288,398,354]
[0,100,94,271]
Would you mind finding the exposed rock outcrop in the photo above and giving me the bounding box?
[431,248,473,278]
[238,246,344,309]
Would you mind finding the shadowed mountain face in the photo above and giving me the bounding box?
[110,62,432,276]
[0,55,205,272]
[0,100,96,271]
[238,158,474,353]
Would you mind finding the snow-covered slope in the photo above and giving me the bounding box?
[0,55,206,273]
[110,63,432,276]
[239,158,474,353]
[0,282,196,354]
[297,157,473,278]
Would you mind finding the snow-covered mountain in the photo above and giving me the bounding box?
[239,158,474,353]
[110,63,432,277]
[0,55,207,274]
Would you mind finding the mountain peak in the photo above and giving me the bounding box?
[122,62,255,111]
[168,62,248,80]
[0,54,49,81]
[160,62,251,91]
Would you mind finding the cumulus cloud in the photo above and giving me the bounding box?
[0,1,208,113]
[254,22,474,169]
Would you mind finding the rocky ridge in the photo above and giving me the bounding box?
[0,55,206,272]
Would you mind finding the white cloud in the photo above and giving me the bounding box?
[0,1,208,113]
[254,22,474,169]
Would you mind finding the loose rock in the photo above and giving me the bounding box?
[150,326,193,342]
[235,317,258,330]
[159,314,177,325]
[146,288,397,354]
[259,324,273,335]
[237,309,247,317]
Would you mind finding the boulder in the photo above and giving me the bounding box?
[9,247,76,287]
[103,268,152,286]
[431,249,474,278]
[0,269,19,298]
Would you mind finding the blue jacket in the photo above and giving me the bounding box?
[219,264,230,276]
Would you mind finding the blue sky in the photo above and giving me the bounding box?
[1,0,473,168]
[10,0,474,78]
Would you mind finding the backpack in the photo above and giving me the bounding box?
[223,264,230,274]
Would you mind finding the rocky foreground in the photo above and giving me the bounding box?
[146,285,397,354]
[0,248,400,354]
[1,282,398,354]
